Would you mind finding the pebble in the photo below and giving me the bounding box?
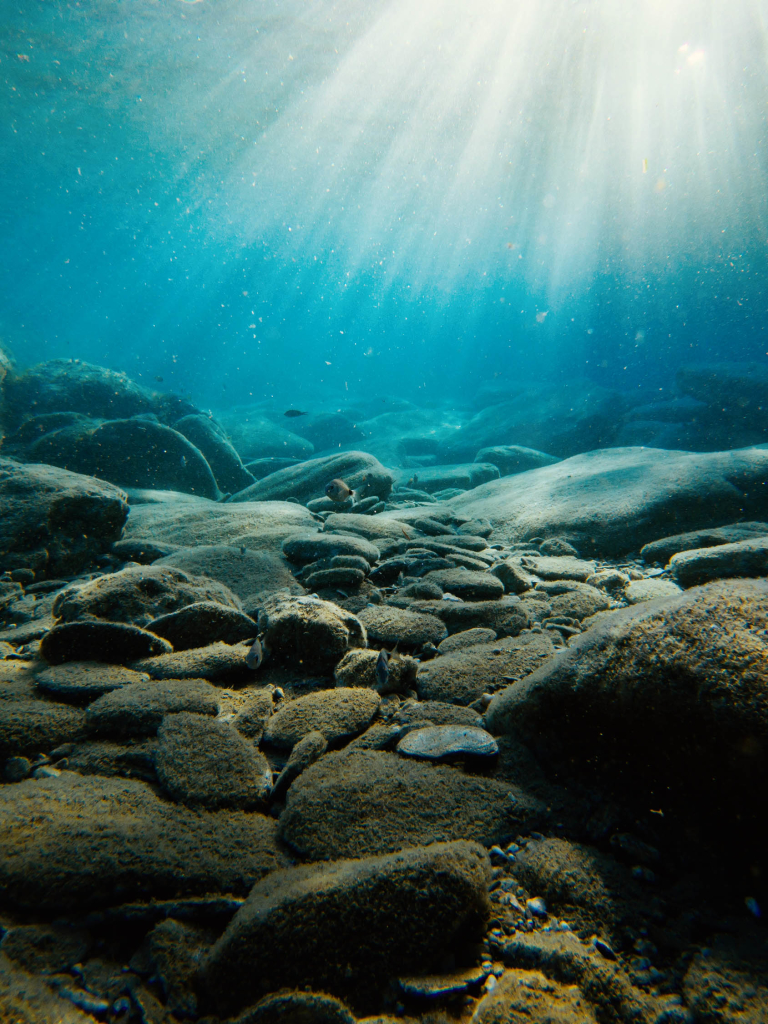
[396,725,499,762]
[526,897,548,918]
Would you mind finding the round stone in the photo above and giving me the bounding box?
[396,725,499,762]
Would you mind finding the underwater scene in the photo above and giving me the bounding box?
[1,0,768,1021]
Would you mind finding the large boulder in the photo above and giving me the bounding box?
[393,463,500,493]
[154,545,302,607]
[0,773,286,912]
[485,579,768,846]
[0,458,128,576]
[229,451,393,504]
[23,417,221,499]
[216,409,314,460]
[474,444,560,476]
[448,446,768,557]
[199,840,491,1015]
[174,414,254,494]
[258,596,367,673]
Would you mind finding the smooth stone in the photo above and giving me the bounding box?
[424,569,504,601]
[393,701,483,729]
[437,627,497,652]
[270,730,328,802]
[394,463,500,493]
[174,413,255,494]
[0,773,287,912]
[263,687,381,749]
[518,555,597,581]
[669,537,768,586]
[323,513,419,542]
[258,596,366,673]
[199,841,491,1016]
[358,605,447,648]
[410,597,530,637]
[231,990,356,1024]
[640,521,768,564]
[447,446,768,557]
[155,712,272,809]
[66,738,158,782]
[132,641,252,682]
[396,725,499,761]
[0,923,91,974]
[547,586,611,620]
[490,560,535,594]
[282,532,380,564]
[86,679,220,735]
[398,965,490,999]
[279,749,544,860]
[40,621,172,666]
[52,564,241,627]
[112,538,181,563]
[0,457,128,577]
[155,545,303,604]
[229,451,393,504]
[231,688,274,740]
[146,602,258,650]
[333,648,419,694]
[304,567,366,590]
[474,444,560,476]
[624,578,683,603]
[34,661,150,703]
[216,410,314,460]
[0,699,86,760]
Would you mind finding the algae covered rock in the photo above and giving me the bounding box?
[199,840,491,1015]
[155,544,303,605]
[40,621,172,666]
[86,679,220,735]
[258,596,367,673]
[357,604,447,649]
[174,413,254,494]
[147,601,258,650]
[263,687,381,749]
[230,450,392,503]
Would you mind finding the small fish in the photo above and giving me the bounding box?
[180,455,187,468]
[325,478,355,503]
[154,375,163,383]
[284,409,307,418]
[245,637,264,670]
[375,648,390,690]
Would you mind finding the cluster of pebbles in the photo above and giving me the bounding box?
[0,474,766,1024]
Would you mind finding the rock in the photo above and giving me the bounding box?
[154,712,271,809]
[147,602,258,650]
[142,917,212,1019]
[518,555,596,581]
[279,749,543,859]
[26,416,221,499]
[132,641,251,682]
[539,537,580,556]
[0,772,286,911]
[263,687,381,749]
[411,597,530,637]
[400,580,444,599]
[640,522,768,564]
[229,451,392,504]
[677,362,768,429]
[217,410,315,460]
[288,411,366,452]
[174,414,254,493]
[358,605,447,649]
[585,568,630,594]
[0,698,86,760]
[547,585,611,620]
[0,457,128,576]
[471,968,598,1024]
[624,578,683,603]
[333,647,418,692]
[490,560,535,594]
[423,568,504,601]
[304,567,365,590]
[66,738,158,782]
[485,579,768,838]
[199,840,491,1015]
[474,445,560,476]
[231,688,274,739]
[34,661,149,703]
[323,512,417,543]
[123,495,317,555]
[40,621,172,665]
[155,544,303,605]
[417,632,556,705]
[86,679,220,735]
[271,730,328,802]
[448,446,768,557]
[669,537,768,586]
[245,456,302,478]
[4,358,157,424]
[231,990,357,1024]
[397,965,489,1000]
[52,565,241,627]
[0,923,91,974]
[393,700,483,729]
[258,596,366,673]
[0,954,108,1022]
[396,725,498,761]
[282,532,380,564]
[112,538,181,563]
[395,463,500,493]
[683,931,768,1024]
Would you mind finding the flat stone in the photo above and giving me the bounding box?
[147,602,258,650]
[199,841,491,1016]
[547,586,611,620]
[155,712,272,809]
[155,545,303,604]
[669,537,768,587]
[279,749,544,859]
[304,567,366,590]
[519,555,596,581]
[263,687,381,749]
[410,598,530,638]
[0,772,287,912]
[86,679,220,735]
[490,560,535,594]
[282,532,380,565]
[624,578,683,603]
[396,725,499,761]
[474,445,560,476]
[424,569,504,601]
[0,699,86,760]
[393,701,483,729]
[398,965,490,999]
[34,661,149,703]
[437,627,497,653]
[40,621,172,666]
[640,521,768,564]
[358,605,447,649]
[132,642,252,683]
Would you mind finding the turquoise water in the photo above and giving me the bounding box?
[2,1,768,409]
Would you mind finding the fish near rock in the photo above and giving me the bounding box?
[326,478,356,503]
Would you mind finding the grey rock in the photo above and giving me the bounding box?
[669,537,768,586]
[547,585,611,620]
[35,661,149,703]
[410,597,530,637]
[624,578,683,603]
[40,621,172,666]
[263,687,381,749]
[229,451,392,504]
[490,559,536,594]
[199,840,491,1015]
[0,772,287,911]
[0,457,128,576]
[640,521,768,564]
[474,445,560,476]
[424,568,504,601]
[358,604,447,648]
[304,567,365,590]
[132,641,252,682]
[437,627,497,652]
[155,712,272,809]
[155,544,303,604]
[86,679,220,735]
[231,687,274,739]
[112,538,181,563]
[283,532,380,564]
[258,595,366,673]
[395,463,500,493]
[519,554,597,581]
[147,601,258,650]
[396,725,498,761]
[174,413,254,494]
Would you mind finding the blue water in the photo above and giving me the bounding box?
[2,0,768,410]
